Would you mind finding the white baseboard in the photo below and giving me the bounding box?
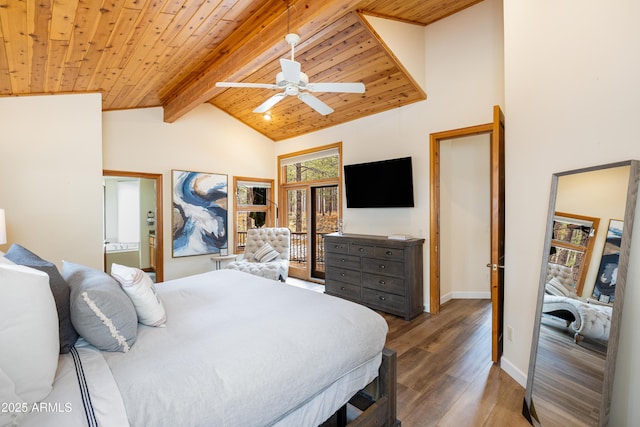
[441,291,491,304]
[500,356,527,388]
[440,292,453,305]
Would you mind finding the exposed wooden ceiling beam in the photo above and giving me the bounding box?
[162,0,374,123]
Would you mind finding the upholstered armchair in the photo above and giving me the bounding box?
[226,228,290,282]
[545,263,577,298]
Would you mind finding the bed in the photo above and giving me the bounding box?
[0,247,399,427]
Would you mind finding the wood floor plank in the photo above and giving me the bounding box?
[380,299,529,427]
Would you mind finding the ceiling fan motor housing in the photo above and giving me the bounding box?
[276,71,309,96]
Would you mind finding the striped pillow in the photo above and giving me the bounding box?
[253,243,280,263]
[62,261,137,353]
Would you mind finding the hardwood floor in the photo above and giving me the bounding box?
[288,279,531,426]
[381,299,531,427]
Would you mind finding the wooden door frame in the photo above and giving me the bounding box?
[103,170,164,283]
[429,123,493,312]
[429,105,505,362]
[277,142,343,282]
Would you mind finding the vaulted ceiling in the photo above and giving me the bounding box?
[0,0,482,141]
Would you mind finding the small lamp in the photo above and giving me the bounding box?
[0,209,6,245]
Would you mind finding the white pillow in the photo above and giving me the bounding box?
[253,242,280,263]
[110,263,166,327]
[0,264,59,403]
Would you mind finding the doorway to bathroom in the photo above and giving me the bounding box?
[103,170,163,282]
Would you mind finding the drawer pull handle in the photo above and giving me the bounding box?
[340,273,345,277]
[359,248,365,252]
[379,265,386,269]
[379,280,386,285]
[341,287,346,291]
[386,250,393,255]
[379,296,386,301]
[334,245,340,249]
[340,259,346,262]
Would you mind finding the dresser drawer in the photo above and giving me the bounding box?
[326,253,361,270]
[374,246,404,260]
[362,288,406,313]
[325,241,349,254]
[326,281,361,300]
[362,257,404,277]
[326,267,361,286]
[349,243,373,256]
[362,273,405,295]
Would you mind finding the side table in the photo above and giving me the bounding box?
[210,254,238,270]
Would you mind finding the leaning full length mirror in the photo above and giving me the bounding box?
[523,160,640,426]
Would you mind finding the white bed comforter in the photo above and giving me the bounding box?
[100,269,388,427]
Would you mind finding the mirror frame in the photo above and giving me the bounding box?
[523,160,640,426]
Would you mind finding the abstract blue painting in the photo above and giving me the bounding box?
[172,170,228,257]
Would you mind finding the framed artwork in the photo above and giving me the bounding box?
[592,219,623,302]
[172,170,228,257]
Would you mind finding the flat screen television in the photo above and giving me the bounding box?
[344,157,414,208]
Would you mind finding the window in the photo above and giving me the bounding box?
[233,177,275,253]
[549,212,600,296]
[281,147,340,183]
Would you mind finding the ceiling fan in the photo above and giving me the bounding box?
[215,33,365,116]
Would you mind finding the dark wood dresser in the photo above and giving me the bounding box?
[324,233,425,320]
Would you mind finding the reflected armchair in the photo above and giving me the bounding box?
[226,228,290,282]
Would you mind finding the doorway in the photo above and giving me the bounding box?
[429,105,505,363]
[278,143,342,282]
[103,170,164,282]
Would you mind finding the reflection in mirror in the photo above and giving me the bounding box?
[523,161,640,427]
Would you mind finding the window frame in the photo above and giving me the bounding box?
[233,176,275,254]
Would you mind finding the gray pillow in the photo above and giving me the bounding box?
[62,261,137,353]
[5,244,79,354]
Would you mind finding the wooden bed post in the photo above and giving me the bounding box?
[348,347,400,427]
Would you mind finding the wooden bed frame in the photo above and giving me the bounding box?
[325,347,401,427]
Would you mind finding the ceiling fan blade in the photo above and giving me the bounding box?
[216,82,278,90]
[306,82,365,93]
[280,58,301,83]
[298,93,334,116]
[253,93,286,113]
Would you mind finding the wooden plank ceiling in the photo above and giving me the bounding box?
[0,0,482,141]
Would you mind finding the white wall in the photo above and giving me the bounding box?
[274,0,504,312]
[102,104,275,280]
[503,1,640,423]
[0,94,103,269]
[363,15,426,92]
